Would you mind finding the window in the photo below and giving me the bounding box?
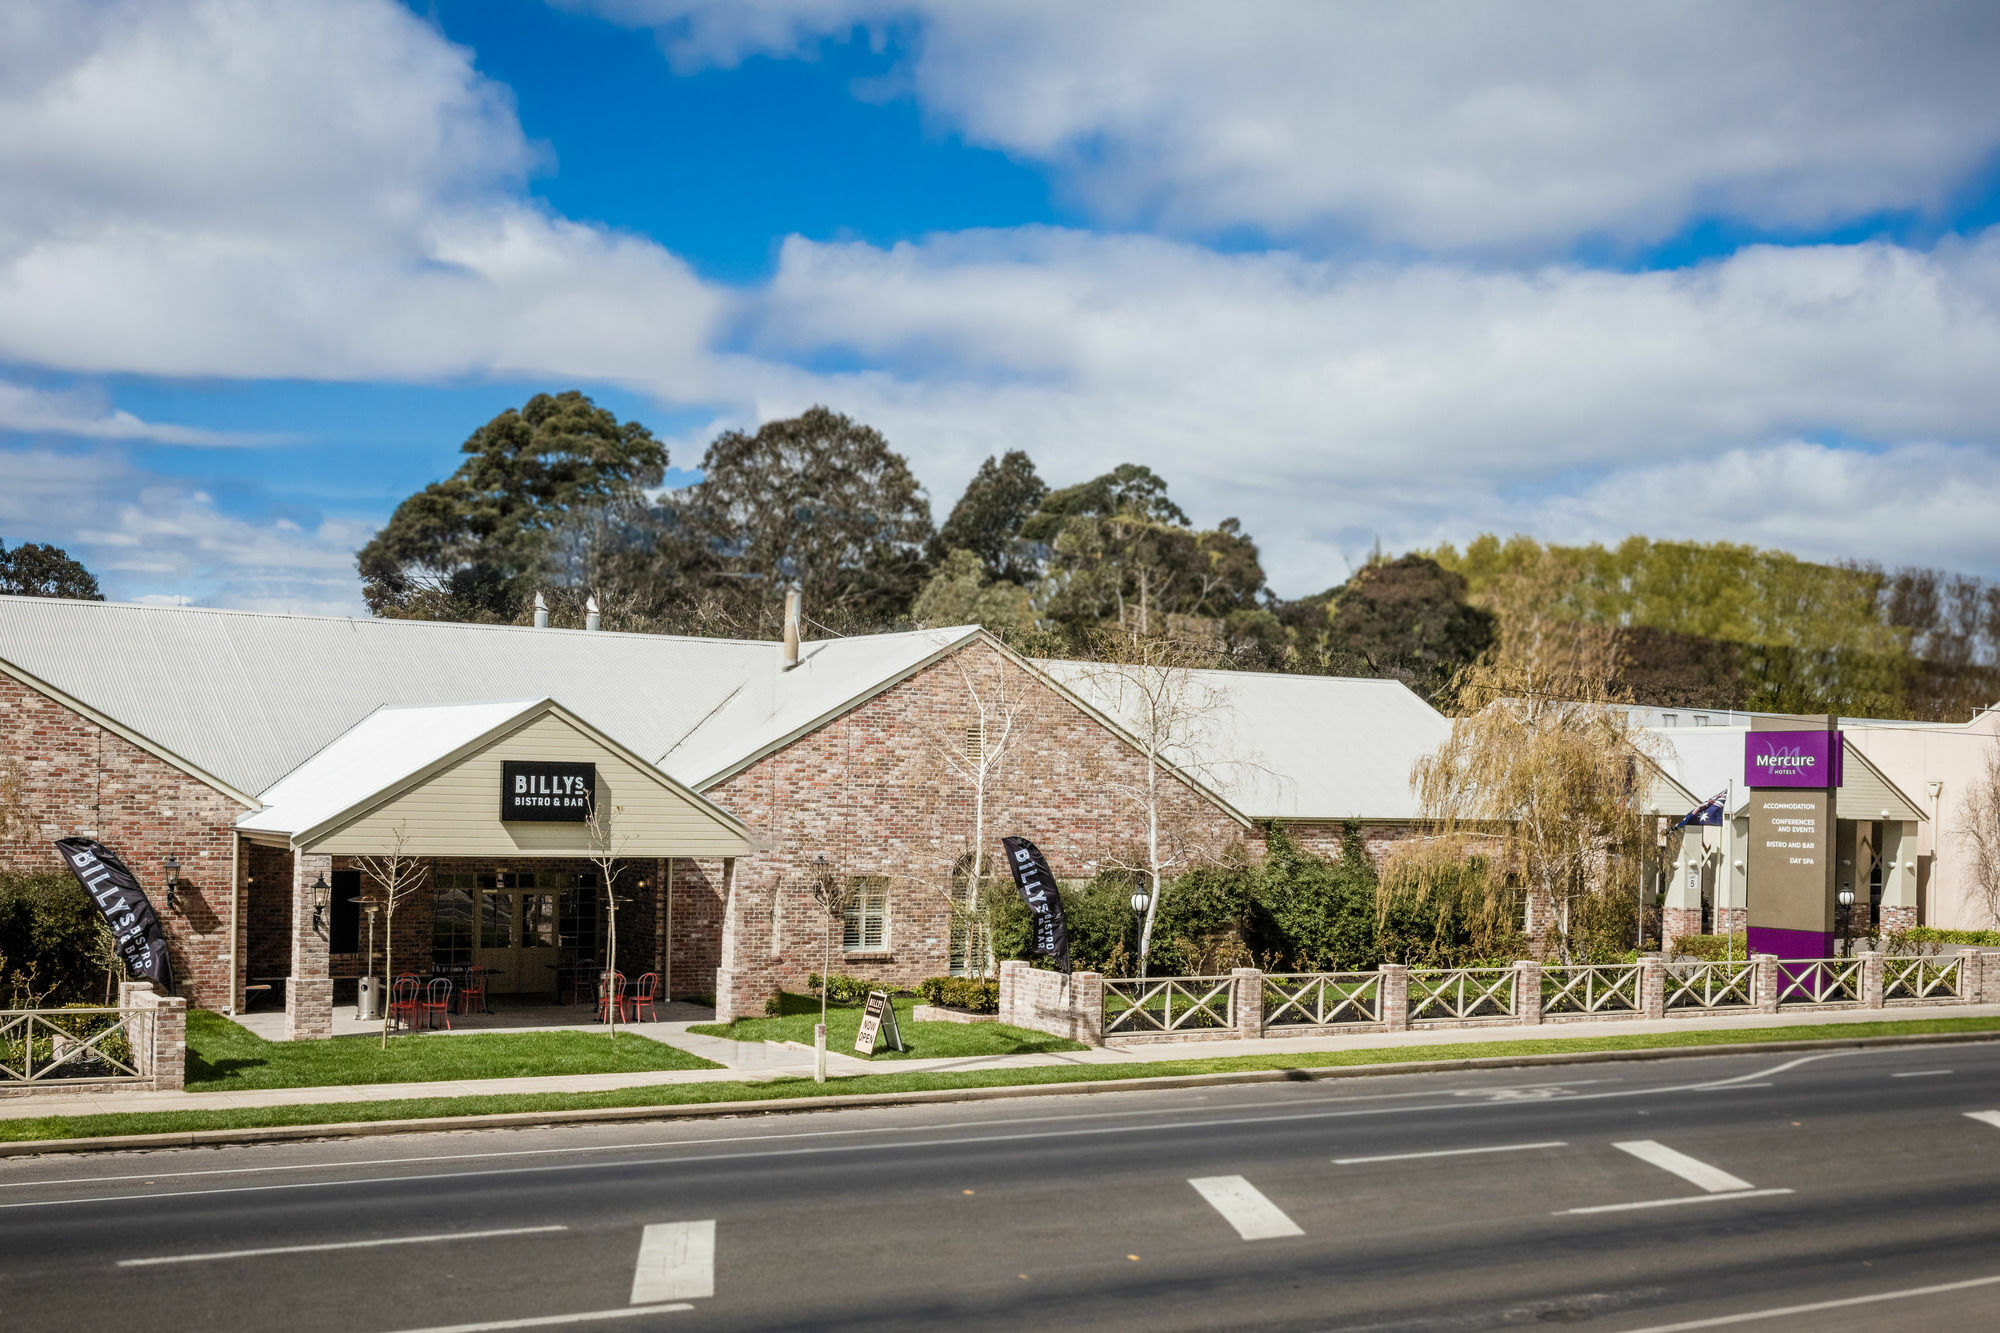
[559,873,599,960]
[1661,713,1679,728]
[964,723,984,765]
[479,889,514,949]
[843,876,888,952]
[432,874,475,969]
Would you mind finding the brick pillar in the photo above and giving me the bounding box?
[1960,949,1986,1003]
[1639,954,1666,1019]
[117,980,156,1077]
[998,959,1023,1027]
[1380,963,1410,1031]
[286,851,333,1041]
[1071,970,1105,1045]
[1754,953,1780,1014]
[1860,951,1885,1008]
[151,997,187,1090]
[1232,968,1264,1039]
[1513,960,1542,1025]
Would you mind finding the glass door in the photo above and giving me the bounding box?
[519,892,558,994]
[474,886,516,993]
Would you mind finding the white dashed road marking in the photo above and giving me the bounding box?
[1964,1110,2000,1130]
[1335,1141,1565,1165]
[1189,1175,1304,1240]
[1613,1140,1754,1193]
[630,1220,716,1304]
[120,1225,566,1267]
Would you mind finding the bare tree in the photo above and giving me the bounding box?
[583,795,632,1038]
[1959,734,2000,927]
[1408,633,1658,961]
[352,823,431,1050]
[1067,632,1243,976]
[900,651,1029,978]
[808,860,854,1084]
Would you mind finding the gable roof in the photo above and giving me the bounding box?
[1037,661,1451,821]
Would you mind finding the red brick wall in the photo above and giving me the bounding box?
[705,643,1251,1019]
[0,671,247,1008]
[669,857,726,1000]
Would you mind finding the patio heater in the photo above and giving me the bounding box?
[354,897,382,1021]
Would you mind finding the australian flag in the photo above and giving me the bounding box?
[1669,790,1728,832]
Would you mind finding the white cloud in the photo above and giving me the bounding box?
[589,0,2000,252]
[0,0,725,392]
[0,379,264,445]
[0,448,370,613]
[727,227,2000,590]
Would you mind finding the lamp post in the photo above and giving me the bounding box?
[162,854,180,912]
[1129,886,1151,972]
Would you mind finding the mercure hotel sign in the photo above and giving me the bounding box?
[500,760,596,822]
[1743,730,1841,789]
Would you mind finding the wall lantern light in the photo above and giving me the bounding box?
[310,873,331,931]
[161,855,181,911]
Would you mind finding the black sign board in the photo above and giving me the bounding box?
[54,837,175,991]
[500,760,596,822]
[854,990,905,1054]
[1001,836,1069,972]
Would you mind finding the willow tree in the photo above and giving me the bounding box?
[1406,631,1657,960]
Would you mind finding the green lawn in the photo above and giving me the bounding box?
[687,991,1086,1060]
[184,1010,719,1091]
[6,1011,1999,1145]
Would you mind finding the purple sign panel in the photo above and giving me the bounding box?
[1744,730,1841,789]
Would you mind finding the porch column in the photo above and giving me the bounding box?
[286,850,334,1041]
[1879,821,1919,935]
[1661,827,1704,950]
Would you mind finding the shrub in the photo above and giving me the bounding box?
[990,872,1140,975]
[804,972,873,1005]
[1377,852,1523,968]
[1253,822,1377,971]
[1897,927,2000,948]
[762,991,785,1017]
[915,976,999,1013]
[0,871,120,1008]
[1669,933,1749,961]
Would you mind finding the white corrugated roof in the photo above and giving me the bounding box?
[1038,661,1450,821]
[0,596,778,796]
[237,699,541,837]
[663,626,980,788]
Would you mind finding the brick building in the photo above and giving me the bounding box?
[0,594,1452,1035]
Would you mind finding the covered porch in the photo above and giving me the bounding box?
[231,698,754,1039]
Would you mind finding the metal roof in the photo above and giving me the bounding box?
[1643,726,1927,823]
[237,699,542,837]
[1038,661,1450,821]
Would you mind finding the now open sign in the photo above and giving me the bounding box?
[500,760,596,821]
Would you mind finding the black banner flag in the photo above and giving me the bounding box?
[54,838,175,991]
[1000,836,1069,972]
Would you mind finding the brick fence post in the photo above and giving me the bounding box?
[1070,970,1104,1045]
[998,959,1022,1027]
[150,997,187,1091]
[1380,963,1410,1031]
[1639,954,1666,1019]
[1960,949,1986,1004]
[1754,953,1780,1014]
[1232,968,1263,1039]
[117,980,156,1078]
[1860,951,1885,1008]
[1513,960,1542,1026]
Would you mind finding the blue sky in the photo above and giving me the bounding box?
[3,1,2000,612]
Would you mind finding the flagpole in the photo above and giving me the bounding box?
[1724,778,1734,964]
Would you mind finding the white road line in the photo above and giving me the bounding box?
[380,1305,693,1333]
[1335,1140,1564,1165]
[1614,1140,1754,1193]
[630,1221,715,1303]
[1891,1069,1953,1078]
[1612,1271,2000,1331]
[117,1225,568,1267]
[0,1055,1847,1215]
[1189,1175,1304,1240]
[1964,1110,2000,1130]
[1559,1188,1794,1215]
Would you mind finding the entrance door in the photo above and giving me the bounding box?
[472,883,562,995]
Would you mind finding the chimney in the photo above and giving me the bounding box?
[532,591,549,629]
[585,595,601,632]
[782,586,802,670]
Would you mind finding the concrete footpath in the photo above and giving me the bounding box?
[8,1001,2000,1123]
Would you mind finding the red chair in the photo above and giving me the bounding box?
[458,969,487,1016]
[597,970,628,1024]
[629,972,660,1022]
[388,975,419,1031]
[421,977,454,1030]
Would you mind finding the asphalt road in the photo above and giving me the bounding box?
[6,1041,2000,1331]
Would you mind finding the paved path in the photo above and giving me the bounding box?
[9,1041,2000,1329]
[6,1001,1996,1122]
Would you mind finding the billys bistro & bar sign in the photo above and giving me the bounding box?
[500,760,596,822]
